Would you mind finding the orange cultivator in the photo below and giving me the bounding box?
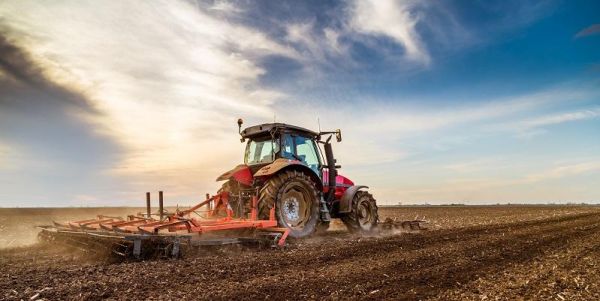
[38,191,290,259]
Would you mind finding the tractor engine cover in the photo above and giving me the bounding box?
[216,164,253,186]
[323,169,354,199]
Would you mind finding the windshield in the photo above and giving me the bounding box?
[245,137,279,165]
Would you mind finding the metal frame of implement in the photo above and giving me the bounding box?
[38,191,290,258]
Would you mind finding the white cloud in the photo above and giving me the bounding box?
[520,108,600,129]
[444,158,505,173]
[286,22,327,61]
[281,1,469,68]
[1,1,598,205]
[208,0,243,14]
[349,0,430,64]
[0,142,11,169]
[273,82,599,174]
[284,23,352,70]
[487,106,600,138]
[525,161,600,182]
[323,27,345,55]
[380,159,600,204]
[0,0,300,198]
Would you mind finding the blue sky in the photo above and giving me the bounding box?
[0,0,599,207]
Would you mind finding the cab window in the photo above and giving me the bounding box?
[245,137,279,165]
[281,134,320,174]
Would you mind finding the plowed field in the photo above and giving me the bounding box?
[1,206,599,300]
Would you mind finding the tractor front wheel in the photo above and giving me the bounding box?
[341,191,378,233]
[258,170,320,238]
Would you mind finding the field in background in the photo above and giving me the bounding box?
[2,205,600,300]
[1,205,598,249]
[0,207,174,248]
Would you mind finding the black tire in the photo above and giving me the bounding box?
[341,191,378,233]
[258,170,320,238]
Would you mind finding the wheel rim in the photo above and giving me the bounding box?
[357,200,374,227]
[280,183,311,228]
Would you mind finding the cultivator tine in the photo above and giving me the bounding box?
[112,241,132,257]
[257,227,290,248]
[378,217,429,232]
[38,190,293,260]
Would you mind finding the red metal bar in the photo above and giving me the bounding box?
[136,216,279,234]
[69,219,111,229]
[262,227,291,247]
[49,190,294,248]
[250,195,257,220]
[177,193,223,217]
[138,220,192,234]
[269,207,275,221]
[78,218,117,230]
[101,219,149,231]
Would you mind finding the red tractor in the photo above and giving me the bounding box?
[39,120,423,258]
[216,120,379,238]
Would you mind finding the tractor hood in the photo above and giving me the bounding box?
[322,169,354,199]
[216,164,253,186]
[216,159,322,190]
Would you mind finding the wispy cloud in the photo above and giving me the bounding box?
[349,0,430,64]
[520,108,600,128]
[489,107,600,138]
[386,159,600,203]
[526,161,600,182]
[275,83,599,169]
[575,24,600,38]
[207,0,243,14]
[260,0,474,71]
[444,158,506,173]
[285,22,346,63]
[0,33,97,113]
[0,0,598,205]
[0,0,301,198]
[0,142,11,169]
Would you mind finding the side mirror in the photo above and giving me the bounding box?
[237,118,244,132]
[237,118,245,142]
[335,129,342,142]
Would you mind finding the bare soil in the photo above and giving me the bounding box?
[1,205,599,300]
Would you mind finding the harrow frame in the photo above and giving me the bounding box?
[39,192,290,258]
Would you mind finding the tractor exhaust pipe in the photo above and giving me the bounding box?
[324,141,337,202]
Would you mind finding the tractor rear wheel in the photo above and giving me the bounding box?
[258,170,319,238]
[341,191,378,233]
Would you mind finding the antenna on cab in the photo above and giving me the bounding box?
[317,117,321,132]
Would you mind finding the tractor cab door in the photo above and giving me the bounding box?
[281,134,321,176]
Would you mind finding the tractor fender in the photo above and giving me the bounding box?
[216,164,253,186]
[254,158,322,190]
[339,185,369,214]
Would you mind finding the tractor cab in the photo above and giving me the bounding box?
[241,122,323,176]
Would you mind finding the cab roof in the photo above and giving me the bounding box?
[241,123,318,139]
